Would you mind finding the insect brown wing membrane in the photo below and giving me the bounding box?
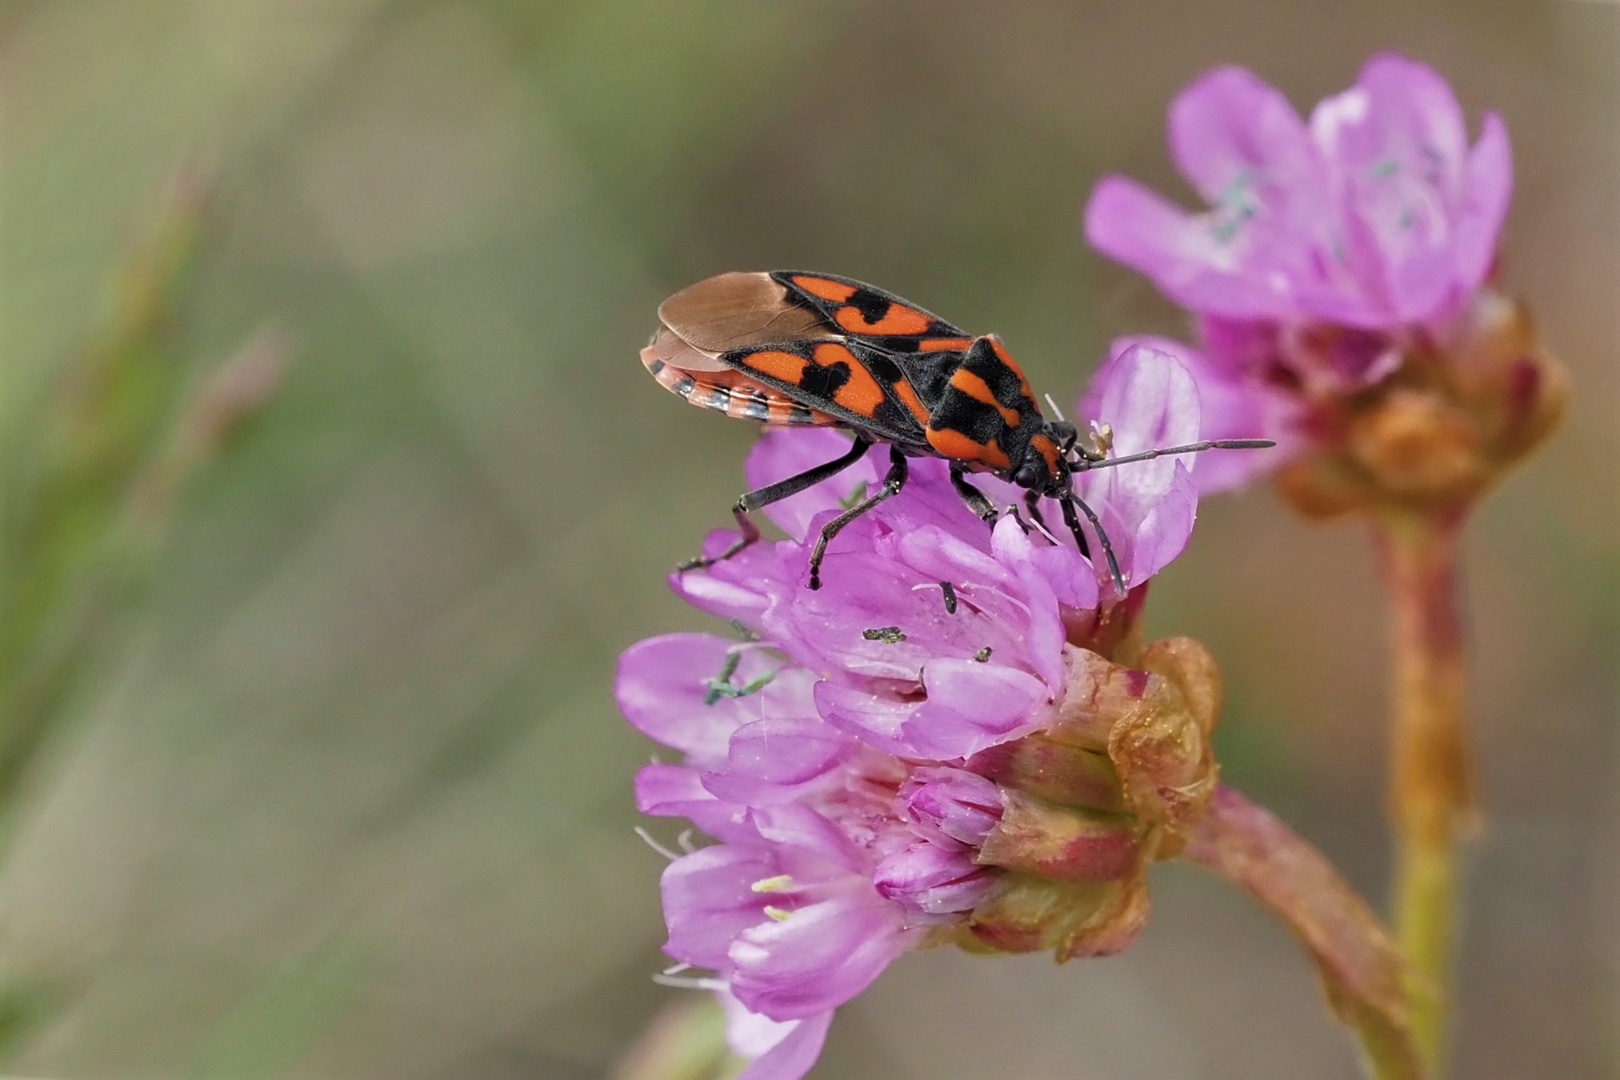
[657,272,835,356]
[644,325,729,373]
[647,272,852,428]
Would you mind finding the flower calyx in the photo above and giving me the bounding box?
[1276,291,1566,519]
[951,635,1223,961]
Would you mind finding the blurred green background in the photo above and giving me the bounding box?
[1,1,1615,1078]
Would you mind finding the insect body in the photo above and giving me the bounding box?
[643,270,1268,592]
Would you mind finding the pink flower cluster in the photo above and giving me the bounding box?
[619,346,1203,1079]
[1084,53,1513,490]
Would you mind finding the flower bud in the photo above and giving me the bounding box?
[1447,292,1567,465]
[874,840,997,915]
[962,870,1149,961]
[897,767,1002,848]
[1347,388,1489,504]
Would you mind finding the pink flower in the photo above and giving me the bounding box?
[1083,55,1516,495]
[621,636,1002,1079]
[1084,53,1511,330]
[620,345,1219,1079]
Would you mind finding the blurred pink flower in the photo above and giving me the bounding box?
[1084,53,1512,330]
[1083,55,1515,495]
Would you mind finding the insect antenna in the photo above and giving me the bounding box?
[1073,438,1274,472]
[1058,437,1272,595]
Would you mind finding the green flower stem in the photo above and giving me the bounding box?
[1375,509,1472,1074]
[610,995,738,1080]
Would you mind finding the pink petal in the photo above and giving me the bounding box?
[720,989,802,1059]
[727,1002,835,1080]
[635,763,752,842]
[1453,111,1511,295]
[1084,178,1212,288]
[730,887,914,1019]
[748,804,867,875]
[667,531,779,625]
[617,635,817,762]
[1124,460,1199,583]
[1084,343,1203,459]
[1169,66,1313,203]
[701,716,855,804]
[1078,345,1204,585]
[1026,542,1100,612]
[661,844,774,969]
[1107,334,1298,493]
[764,548,937,681]
[617,634,751,758]
[989,517,1067,689]
[1330,53,1468,179]
[1085,178,1303,320]
[813,681,915,758]
[905,658,1050,759]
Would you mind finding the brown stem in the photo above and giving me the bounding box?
[1373,509,1472,1073]
[1186,785,1424,1080]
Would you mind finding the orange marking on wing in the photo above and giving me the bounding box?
[950,368,1021,428]
[917,337,973,352]
[1030,433,1061,477]
[892,378,930,425]
[835,303,931,337]
[927,427,1011,470]
[791,275,858,302]
[741,349,810,385]
[989,337,1036,400]
[813,342,886,419]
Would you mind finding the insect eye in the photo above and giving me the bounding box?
[1013,464,1042,489]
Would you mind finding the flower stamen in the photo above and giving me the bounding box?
[635,827,683,862]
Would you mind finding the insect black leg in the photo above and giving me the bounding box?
[949,466,997,523]
[677,436,873,574]
[1023,490,1051,536]
[1060,494,1125,597]
[807,447,909,590]
[955,467,1043,537]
